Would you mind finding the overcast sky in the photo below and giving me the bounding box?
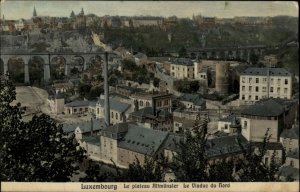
[0,1,298,20]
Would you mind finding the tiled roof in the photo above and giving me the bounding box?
[81,135,101,146]
[241,98,285,117]
[280,126,299,140]
[286,149,299,160]
[65,100,91,107]
[117,123,168,156]
[131,107,172,119]
[277,165,299,180]
[172,58,194,66]
[62,118,106,134]
[97,98,131,113]
[162,133,249,159]
[179,93,206,106]
[241,67,291,76]
[251,142,283,150]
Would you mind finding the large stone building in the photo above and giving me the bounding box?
[129,107,173,132]
[130,91,172,112]
[170,58,196,79]
[240,98,298,143]
[239,68,293,105]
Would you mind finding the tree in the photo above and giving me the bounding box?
[0,74,86,181]
[79,160,108,182]
[70,10,75,18]
[114,157,164,182]
[235,129,281,182]
[178,46,188,58]
[171,114,209,181]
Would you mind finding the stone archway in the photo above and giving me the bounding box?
[7,57,25,83]
[50,56,66,80]
[69,55,84,75]
[0,58,4,74]
[28,56,45,86]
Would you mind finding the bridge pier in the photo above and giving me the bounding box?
[44,63,51,82]
[207,52,212,59]
[24,63,30,84]
[64,56,72,76]
[232,50,237,59]
[1,56,10,74]
[247,49,251,63]
[240,50,244,60]
[224,51,229,60]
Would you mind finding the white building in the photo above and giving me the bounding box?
[239,68,292,105]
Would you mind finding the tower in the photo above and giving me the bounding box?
[33,6,37,17]
[80,8,84,16]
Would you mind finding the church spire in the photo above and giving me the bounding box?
[33,6,37,17]
[80,8,84,15]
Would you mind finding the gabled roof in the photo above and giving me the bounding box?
[286,149,299,159]
[131,107,172,119]
[280,126,299,140]
[65,100,90,107]
[172,58,193,66]
[117,123,168,156]
[162,133,249,159]
[81,135,100,146]
[97,98,131,113]
[179,93,206,106]
[62,118,106,134]
[277,165,299,180]
[241,98,285,117]
[241,67,291,77]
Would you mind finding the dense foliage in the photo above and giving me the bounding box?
[0,74,86,181]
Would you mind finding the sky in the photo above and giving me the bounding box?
[0,1,298,20]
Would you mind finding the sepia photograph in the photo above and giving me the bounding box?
[0,1,299,191]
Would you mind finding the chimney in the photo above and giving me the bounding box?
[152,98,156,116]
[104,52,110,126]
[90,117,93,136]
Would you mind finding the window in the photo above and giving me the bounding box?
[265,157,269,165]
[255,86,259,92]
[270,78,274,84]
[248,95,252,100]
[111,112,114,118]
[263,78,267,83]
[270,87,273,93]
[249,78,252,83]
[262,87,267,92]
[277,87,280,93]
[79,108,82,111]
[290,160,294,167]
[164,100,169,105]
[242,95,245,100]
[285,79,288,85]
[244,121,247,128]
[74,108,77,113]
[139,100,143,107]
[249,86,252,92]
[256,78,259,83]
[284,88,288,94]
[157,101,162,107]
[255,96,258,100]
[242,86,245,91]
[188,68,189,71]
[225,124,228,129]
[146,102,150,107]
[277,79,281,84]
[242,77,245,83]
[172,66,174,70]
[97,108,99,114]
[116,113,118,120]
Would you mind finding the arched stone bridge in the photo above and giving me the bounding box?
[166,45,267,62]
[0,51,112,83]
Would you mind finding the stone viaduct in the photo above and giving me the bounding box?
[166,45,267,62]
[0,51,109,84]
